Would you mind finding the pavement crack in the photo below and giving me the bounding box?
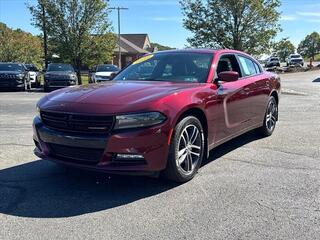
[225,158,320,171]
[243,146,318,159]
[0,143,34,147]
[254,200,276,221]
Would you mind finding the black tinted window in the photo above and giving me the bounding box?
[25,64,38,71]
[96,65,119,72]
[47,64,74,72]
[0,63,23,71]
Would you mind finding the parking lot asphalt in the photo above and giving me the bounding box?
[0,71,320,240]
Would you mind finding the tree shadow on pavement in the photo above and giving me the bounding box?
[0,130,261,219]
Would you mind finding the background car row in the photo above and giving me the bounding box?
[0,62,119,92]
[265,53,304,68]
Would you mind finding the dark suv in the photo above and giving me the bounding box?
[44,63,78,92]
[0,62,30,91]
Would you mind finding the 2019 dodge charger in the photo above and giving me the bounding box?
[0,62,30,90]
[43,63,78,92]
[33,49,281,182]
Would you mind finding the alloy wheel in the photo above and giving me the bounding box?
[266,100,277,131]
[177,124,202,175]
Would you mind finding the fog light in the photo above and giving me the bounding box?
[116,154,144,160]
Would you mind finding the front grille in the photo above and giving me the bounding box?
[41,111,115,134]
[48,81,70,86]
[48,143,104,164]
[0,73,17,79]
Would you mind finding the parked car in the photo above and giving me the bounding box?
[0,62,30,91]
[25,64,41,88]
[287,54,304,66]
[43,63,78,92]
[265,56,280,68]
[89,64,120,83]
[33,49,280,182]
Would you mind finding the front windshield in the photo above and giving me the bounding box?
[291,55,301,58]
[114,52,213,83]
[271,58,279,61]
[47,64,74,72]
[96,65,119,72]
[0,63,24,72]
[25,64,38,71]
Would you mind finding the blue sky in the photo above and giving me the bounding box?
[0,0,319,49]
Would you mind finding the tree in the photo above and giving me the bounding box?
[180,0,281,55]
[0,23,43,68]
[28,0,116,84]
[151,42,174,51]
[297,32,320,60]
[273,38,295,62]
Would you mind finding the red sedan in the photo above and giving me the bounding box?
[33,49,280,182]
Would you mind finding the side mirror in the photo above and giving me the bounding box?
[218,71,239,82]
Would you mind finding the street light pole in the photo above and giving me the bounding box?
[109,7,128,69]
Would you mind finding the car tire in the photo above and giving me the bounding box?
[257,96,278,137]
[163,116,205,182]
[43,86,49,92]
[36,78,41,88]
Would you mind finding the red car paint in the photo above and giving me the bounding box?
[33,49,280,174]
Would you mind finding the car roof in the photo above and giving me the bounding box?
[155,48,251,56]
[0,62,23,64]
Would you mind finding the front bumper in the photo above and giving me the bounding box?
[44,79,76,88]
[266,62,280,67]
[33,116,171,173]
[0,79,25,89]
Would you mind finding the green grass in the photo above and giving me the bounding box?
[80,74,89,85]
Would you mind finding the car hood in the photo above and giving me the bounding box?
[40,81,200,113]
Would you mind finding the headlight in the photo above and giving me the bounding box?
[114,112,166,130]
[45,74,51,79]
[16,74,24,79]
[70,74,77,80]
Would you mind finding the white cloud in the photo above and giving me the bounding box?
[151,17,182,22]
[280,15,296,21]
[297,12,320,17]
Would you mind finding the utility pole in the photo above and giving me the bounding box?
[40,0,48,69]
[109,7,128,69]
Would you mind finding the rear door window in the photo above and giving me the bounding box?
[238,56,257,77]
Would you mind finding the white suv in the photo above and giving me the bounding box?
[287,54,304,66]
